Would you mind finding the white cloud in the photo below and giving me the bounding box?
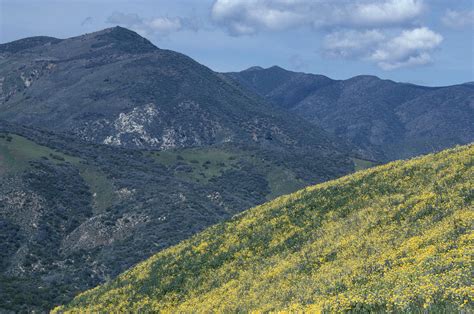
[211,0,441,70]
[211,0,424,36]
[351,0,424,26]
[106,12,196,36]
[371,27,443,70]
[211,0,305,35]
[442,9,474,29]
[323,27,443,70]
[146,17,183,33]
[324,30,385,58]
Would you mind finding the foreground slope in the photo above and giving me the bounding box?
[56,144,473,313]
[227,66,474,161]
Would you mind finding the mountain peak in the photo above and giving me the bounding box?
[267,65,287,72]
[241,65,289,73]
[346,74,383,84]
[100,26,141,37]
[243,66,264,72]
[91,26,158,53]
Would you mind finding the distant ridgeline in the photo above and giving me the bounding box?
[55,144,473,313]
[226,66,474,161]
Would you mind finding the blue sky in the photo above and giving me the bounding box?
[1,0,472,86]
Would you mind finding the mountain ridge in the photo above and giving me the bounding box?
[226,66,474,161]
[236,65,471,88]
[0,27,350,157]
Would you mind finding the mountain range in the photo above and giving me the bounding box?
[0,27,354,312]
[0,27,346,154]
[226,66,474,161]
[0,27,472,312]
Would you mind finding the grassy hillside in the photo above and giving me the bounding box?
[149,146,312,200]
[55,144,473,313]
[0,133,115,211]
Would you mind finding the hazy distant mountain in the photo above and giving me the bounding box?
[226,66,474,161]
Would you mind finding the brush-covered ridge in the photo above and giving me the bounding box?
[55,144,473,313]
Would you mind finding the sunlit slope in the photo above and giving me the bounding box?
[55,144,473,313]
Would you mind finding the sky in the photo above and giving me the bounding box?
[0,0,473,86]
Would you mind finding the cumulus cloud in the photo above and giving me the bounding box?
[211,0,443,70]
[211,0,303,35]
[211,0,424,35]
[324,27,443,70]
[442,9,474,29]
[371,27,443,70]
[324,30,385,58]
[106,12,197,36]
[351,0,424,27]
[147,17,183,33]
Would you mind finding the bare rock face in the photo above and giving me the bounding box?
[61,212,150,253]
[81,101,232,150]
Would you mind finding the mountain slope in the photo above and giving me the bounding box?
[0,122,355,312]
[0,123,232,311]
[0,27,347,156]
[226,66,474,161]
[0,28,359,312]
[55,144,473,313]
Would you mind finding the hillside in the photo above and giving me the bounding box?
[0,27,348,158]
[0,28,360,312]
[226,66,474,161]
[55,144,473,313]
[0,122,357,312]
